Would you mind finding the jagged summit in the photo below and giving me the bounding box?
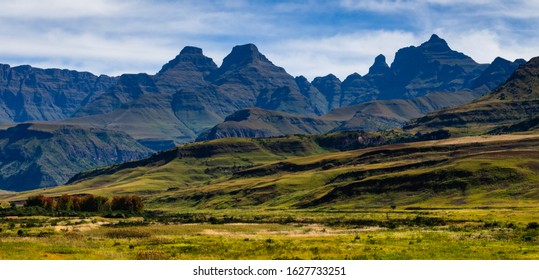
[368,54,390,75]
[428,34,442,41]
[420,34,451,52]
[489,56,525,69]
[319,73,339,80]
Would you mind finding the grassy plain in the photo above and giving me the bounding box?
[1,208,539,259]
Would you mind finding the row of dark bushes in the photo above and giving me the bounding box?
[25,194,144,214]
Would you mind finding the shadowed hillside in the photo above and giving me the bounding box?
[0,123,153,191]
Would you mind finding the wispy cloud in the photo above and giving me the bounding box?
[0,0,127,19]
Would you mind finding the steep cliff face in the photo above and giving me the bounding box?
[312,74,342,111]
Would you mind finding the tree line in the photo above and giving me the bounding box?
[25,194,144,214]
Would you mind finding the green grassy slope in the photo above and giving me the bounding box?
[4,133,539,212]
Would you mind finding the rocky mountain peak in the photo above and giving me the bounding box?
[219,43,270,70]
[157,46,217,75]
[419,34,451,52]
[312,74,341,85]
[471,56,526,90]
[295,75,309,85]
[343,72,362,83]
[493,56,509,64]
[368,54,390,75]
[180,46,203,55]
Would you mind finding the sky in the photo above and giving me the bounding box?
[0,0,538,80]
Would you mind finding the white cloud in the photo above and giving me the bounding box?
[266,31,420,80]
[435,29,539,64]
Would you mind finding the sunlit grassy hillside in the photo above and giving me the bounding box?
[4,133,539,213]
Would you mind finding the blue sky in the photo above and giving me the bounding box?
[1,0,538,80]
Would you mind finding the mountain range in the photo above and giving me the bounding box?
[63,44,328,149]
[0,35,525,148]
[19,52,539,206]
[0,34,530,191]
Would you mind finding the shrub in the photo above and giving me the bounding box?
[105,229,151,239]
[71,196,82,212]
[23,194,141,215]
[37,231,54,238]
[526,222,539,230]
[135,250,168,260]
